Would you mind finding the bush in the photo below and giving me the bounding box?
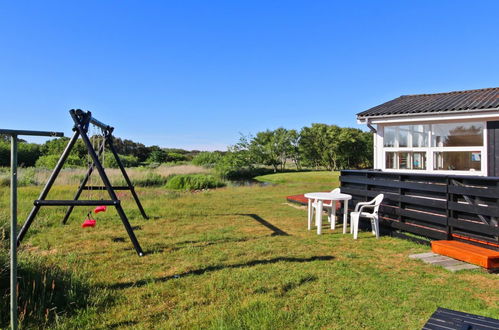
[214,151,258,180]
[0,142,42,167]
[103,153,139,168]
[35,155,84,169]
[165,174,225,190]
[133,173,168,187]
[18,167,37,186]
[0,175,9,187]
[192,151,223,168]
[166,152,188,162]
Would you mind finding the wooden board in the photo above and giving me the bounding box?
[431,240,499,269]
[423,307,499,329]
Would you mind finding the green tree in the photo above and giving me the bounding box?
[249,128,294,172]
[299,123,341,170]
[0,141,41,167]
[147,149,168,163]
[288,129,302,170]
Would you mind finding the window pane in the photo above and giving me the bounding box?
[432,122,483,147]
[386,152,396,169]
[398,152,409,169]
[384,125,429,147]
[398,126,408,147]
[411,125,429,147]
[433,151,481,171]
[412,152,426,170]
[384,127,396,147]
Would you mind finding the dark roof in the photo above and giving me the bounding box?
[357,87,499,118]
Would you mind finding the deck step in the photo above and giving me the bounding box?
[431,240,499,269]
[286,194,309,205]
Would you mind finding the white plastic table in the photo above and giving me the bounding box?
[304,192,352,235]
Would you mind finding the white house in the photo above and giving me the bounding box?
[357,87,499,176]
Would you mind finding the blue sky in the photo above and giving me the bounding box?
[1,1,498,150]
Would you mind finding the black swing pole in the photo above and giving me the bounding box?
[70,110,145,256]
[106,133,149,220]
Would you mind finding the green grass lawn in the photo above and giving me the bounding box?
[1,171,498,329]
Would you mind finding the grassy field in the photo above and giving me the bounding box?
[1,171,498,329]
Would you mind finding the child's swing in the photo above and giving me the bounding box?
[82,127,107,228]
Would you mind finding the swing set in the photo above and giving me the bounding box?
[17,109,149,256]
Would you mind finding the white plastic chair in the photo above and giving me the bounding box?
[350,194,384,239]
[308,188,341,230]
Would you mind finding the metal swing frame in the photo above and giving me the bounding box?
[17,109,149,256]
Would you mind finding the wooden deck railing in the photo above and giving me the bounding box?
[340,170,499,250]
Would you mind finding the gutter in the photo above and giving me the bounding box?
[357,107,499,123]
[366,119,376,133]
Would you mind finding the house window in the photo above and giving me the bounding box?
[382,122,485,174]
[385,152,427,170]
[432,123,483,147]
[434,151,481,171]
[383,125,429,148]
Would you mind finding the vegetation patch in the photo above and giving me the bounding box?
[0,249,104,328]
[132,173,168,187]
[165,174,226,190]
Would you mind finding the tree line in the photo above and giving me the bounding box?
[0,123,373,174]
[0,134,198,168]
[192,124,373,178]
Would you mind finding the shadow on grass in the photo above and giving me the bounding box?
[107,320,139,329]
[105,255,334,290]
[140,236,256,254]
[237,214,289,236]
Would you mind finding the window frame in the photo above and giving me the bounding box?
[379,120,487,175]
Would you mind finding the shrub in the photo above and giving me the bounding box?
[35,155,84,169]
[18,167,37,186]
[165,174,225,190]
[0,142,42,167]
[147,149,168,163]
[103,153,139,168]
[214,151,260,180]
[0,175,9,187]
[166,152,188,162]
[192,151,223,168]
[133,173,168,187]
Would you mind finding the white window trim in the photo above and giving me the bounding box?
[378,120,487,176]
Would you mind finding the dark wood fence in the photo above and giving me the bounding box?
[340,170,499,250]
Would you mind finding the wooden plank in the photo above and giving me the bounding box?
[383,220,448,240]
[400,209,448,226]
[340,176,447,192]
[423,307,499,329]
[342,187,447,209]
[448,201,499,217]
[449,218,499,236]
[448,185,499,198]
[452,230,499,248]
[487,121,499,177]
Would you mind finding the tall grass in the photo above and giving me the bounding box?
[0,164,210,187]
[0,248,104,328]
[165,174,226,190]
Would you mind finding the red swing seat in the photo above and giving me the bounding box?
[81,218,96,228]
[94,205,107,213]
